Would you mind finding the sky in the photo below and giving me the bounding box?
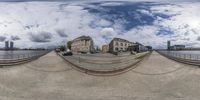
[0,0,200,49]
[0,0,199,2]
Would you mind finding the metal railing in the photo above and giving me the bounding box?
[158,51,200,60]
[0,50,51,65]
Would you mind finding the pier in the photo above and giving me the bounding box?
[0,51,200,100]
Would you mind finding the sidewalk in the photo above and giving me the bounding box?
[0,51,200,100]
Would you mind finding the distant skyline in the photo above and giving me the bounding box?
[0,0,200,49]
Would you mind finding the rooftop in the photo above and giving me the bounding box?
[112,38,134,44]
[73,35,92,41]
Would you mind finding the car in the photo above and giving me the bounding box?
[62,51,73,56]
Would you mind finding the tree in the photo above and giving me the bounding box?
[59,45,66,51]
[67,41,72,50]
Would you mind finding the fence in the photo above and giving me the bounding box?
[158,51,200,60]
[157,50,200,66]
[0,50,51,66]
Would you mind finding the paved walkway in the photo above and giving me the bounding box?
[63,52,148,71]
[0,51,200,100]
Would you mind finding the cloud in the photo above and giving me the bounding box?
[197,36,200,41]
[0,0,198,2]
[0,1,200,49]
[56,29,68,37]
[11,35,20,41]
[0,36,6,42]
[29,31,52,43]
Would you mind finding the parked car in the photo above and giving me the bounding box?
[62,51,73,56]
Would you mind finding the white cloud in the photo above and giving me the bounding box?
[151,2,200,48]
[0,1,200,49]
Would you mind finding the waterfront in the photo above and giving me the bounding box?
[158,50,200,60]
[161,50,200,55]
[0,51,200,100]
[0,50,50,59]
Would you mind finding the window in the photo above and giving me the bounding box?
[121,43,123,46]
[115,47,118,51]
[115,42,119,46]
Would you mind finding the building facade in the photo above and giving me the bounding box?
[109,38,136,53]
[170,45,185,50]
[134,42,148,53]
[4,41,14,50]
[5,41,9,50]
[10,41,14,50]
[167,41,171,50]
[102,45,109,53]
[71,36,94,53]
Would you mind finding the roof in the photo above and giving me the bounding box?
[112,38,134,44]
[73,35,92,42]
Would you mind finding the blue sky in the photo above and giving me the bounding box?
[0,0,200,49]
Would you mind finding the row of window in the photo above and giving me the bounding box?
[115,47,127,51]
[72,41,91,46]
[115,42,132,46]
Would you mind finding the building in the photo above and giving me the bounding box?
[10,41,14,50]
[5,41,9,50]
[167,41,185,50]
[170,45,185,50]
[109,38,136,53]
[167,41,171,50]
[145,46,153,50]
[102,45,109,53]
[71,36,94,53]
[133,42,148,53]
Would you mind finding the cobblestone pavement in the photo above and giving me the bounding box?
[0,51,200,100]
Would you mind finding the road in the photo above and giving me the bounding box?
[0,51,200,100]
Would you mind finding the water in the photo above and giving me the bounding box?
[0,50,48,59]
[161,51,200,55]
[159,50,200,60]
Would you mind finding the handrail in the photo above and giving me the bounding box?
[156,50,200,66]
[157,51,200,60]
[0,50,51,65]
